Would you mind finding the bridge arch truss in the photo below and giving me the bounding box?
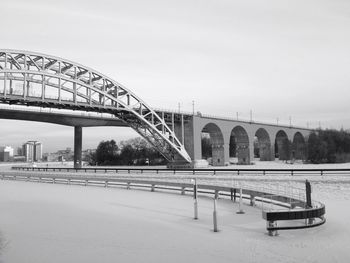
[0,50,191,163]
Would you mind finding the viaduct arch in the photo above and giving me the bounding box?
[191,116,310,166]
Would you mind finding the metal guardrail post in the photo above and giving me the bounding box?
[236,187,245,214]
[193,179,198,220]
[213,191,218,232]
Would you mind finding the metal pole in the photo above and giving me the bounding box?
[213,198,218,232]
[236,187,245,214]
[193,179,198,220]
[181,114,185,145]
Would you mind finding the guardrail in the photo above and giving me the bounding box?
[11,166,350,176]
[4,168,326,235]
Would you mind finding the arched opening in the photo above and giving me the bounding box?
[254,128,272,161]
[275,130,290,160]
[229,126,250,164]
[292,132,306,160]
[201,123,224,166]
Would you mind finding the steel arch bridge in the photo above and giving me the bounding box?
[0,49,191,163]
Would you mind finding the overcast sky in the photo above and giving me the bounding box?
[1,0,350,152]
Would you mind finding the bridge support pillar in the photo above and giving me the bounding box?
[224,142,230,166]
[74,126,82,169]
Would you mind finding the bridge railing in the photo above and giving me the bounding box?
[153,107,311,130]
[11,166,350,177]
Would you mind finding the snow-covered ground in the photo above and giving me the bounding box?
[0,161,350,262]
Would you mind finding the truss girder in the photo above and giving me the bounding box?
[0,50,191,163]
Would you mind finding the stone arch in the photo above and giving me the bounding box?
[292,132,306,160]
[275,130,290,160]
[229,126,250,164]
[255,128,272,161]
[201,123,225,166]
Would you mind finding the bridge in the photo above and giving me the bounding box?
[0,50,311,168]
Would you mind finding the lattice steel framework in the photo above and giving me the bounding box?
[0,49,191,163]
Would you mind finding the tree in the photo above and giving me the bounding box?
[229,136,236,157]
[307,132,328,163]
[201,136,212,159]
[119,144,135,165]
[95,140,119,165]
[119,138,166,165]
[279,138,292,161]
[91,137,166,166]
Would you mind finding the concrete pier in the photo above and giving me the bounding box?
[74,126,82,169]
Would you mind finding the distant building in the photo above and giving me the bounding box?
[44,147,74,162]
[0,146,14,162]
[23,141,43,162]
[56,147,74,161]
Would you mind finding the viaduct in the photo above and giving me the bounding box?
[0,50,311,168]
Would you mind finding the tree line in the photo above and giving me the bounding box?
[86,137,166,166]
[307,129,350,163]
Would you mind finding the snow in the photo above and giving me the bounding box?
[0,162,350,262]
